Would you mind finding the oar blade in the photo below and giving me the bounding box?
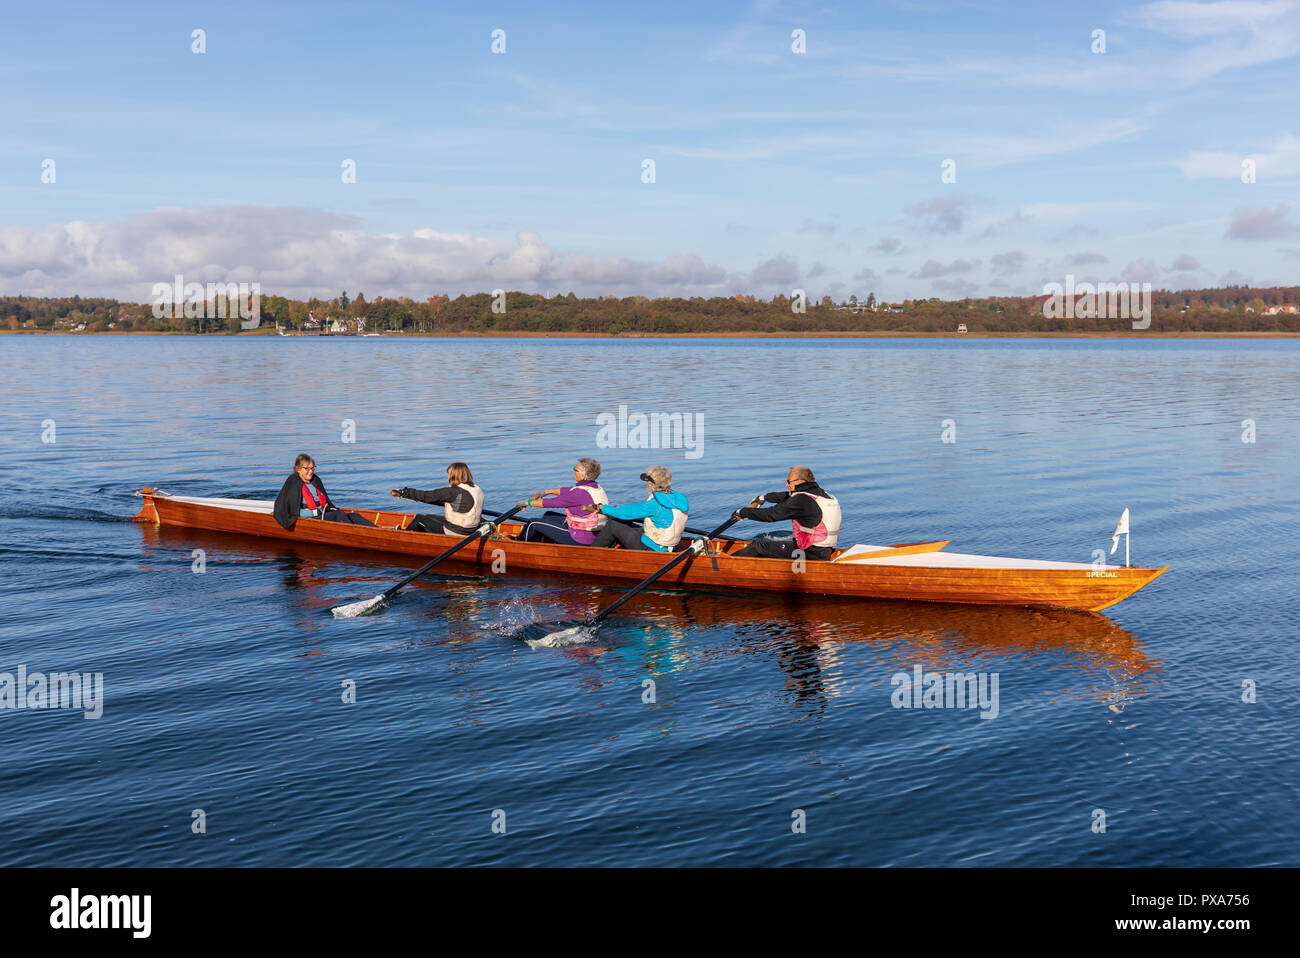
[521,620,593,648]
[331,594,388,618]
[326,502,526,621]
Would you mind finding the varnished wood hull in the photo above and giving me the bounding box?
[131,490,1168,611]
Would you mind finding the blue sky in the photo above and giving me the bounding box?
[2,0,1298,302]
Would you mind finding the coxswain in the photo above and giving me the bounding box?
[273,454,376,528]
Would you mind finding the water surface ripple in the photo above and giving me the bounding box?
[0,336,1295,865]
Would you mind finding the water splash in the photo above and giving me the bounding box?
[492,597,596,648]
[524,623,596,649]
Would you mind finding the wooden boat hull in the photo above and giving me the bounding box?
[131,489,1168,612]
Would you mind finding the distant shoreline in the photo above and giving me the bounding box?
[5,329,1300,339]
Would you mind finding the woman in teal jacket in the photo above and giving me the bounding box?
[586,466,689,551]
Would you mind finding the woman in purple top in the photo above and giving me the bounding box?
[516,457,609,545]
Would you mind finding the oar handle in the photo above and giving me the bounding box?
[684,526,741,542]
[381,503,525,599]
[483,507,742,543]
[587,514,742,626]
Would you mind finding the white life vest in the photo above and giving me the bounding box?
[565,482,608,533]
[790,490,841,550]
[443,482,484,534]
[643,493,688,550]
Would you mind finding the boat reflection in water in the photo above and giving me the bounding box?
[138,524,1158,716]
[509,588,1157,715]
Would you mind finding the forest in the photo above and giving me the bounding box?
[3,286,1299,335]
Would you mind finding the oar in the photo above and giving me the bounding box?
[522,512,742,644]
[481,507,743,543]
[331,504,525,618]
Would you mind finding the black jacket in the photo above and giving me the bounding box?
[396,485,478,513]
[738,481,832,525]
[274,472,331,530]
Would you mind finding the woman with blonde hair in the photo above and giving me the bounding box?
[585,466,689,552]
[391,462,485,536]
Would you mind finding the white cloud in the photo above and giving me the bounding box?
[0,206,731,299]
[841,1,1300,93]
[1122,258,1161,284]
[1177,133,1300,179]
[1225,205,1300,239]
[941,117,1146,169]
[749,254,800,285]
[932,278,980,297]
[904,194,980,235]
[1129,0,1297,40]
[912,258,980,279]
[662,132,862,162]
[990,250,1027,275]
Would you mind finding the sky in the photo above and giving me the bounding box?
[1,0,1298,303]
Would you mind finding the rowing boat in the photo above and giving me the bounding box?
[131,488,1168,612]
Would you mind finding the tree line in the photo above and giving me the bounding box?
[3,286,1299,334]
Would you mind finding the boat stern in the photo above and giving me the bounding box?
[132,487,160,523]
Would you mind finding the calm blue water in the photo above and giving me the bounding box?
[0,335,1296,865]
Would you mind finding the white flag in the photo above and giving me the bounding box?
[1110,508,1130,554]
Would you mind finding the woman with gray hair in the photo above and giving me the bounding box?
[273,453,376,529]
[516,457,609,545]
[585,466,690,552]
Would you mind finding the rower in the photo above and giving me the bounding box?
[391,462,485,536]
[585,466,689,552]
[515,457,609,546]
[730,466,841,560]
[273,454,376,528]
